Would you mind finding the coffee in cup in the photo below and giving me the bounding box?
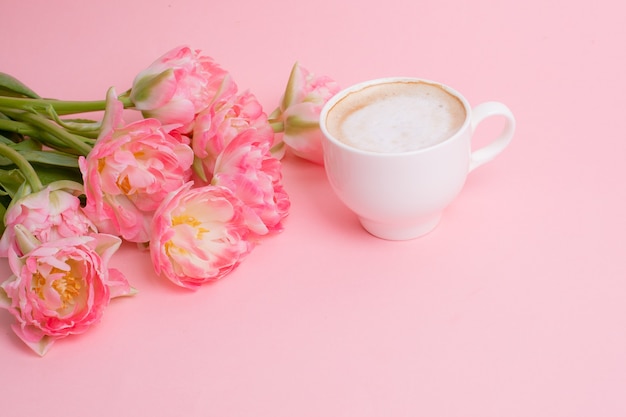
[320,77,516,240]
[325,80,466,153]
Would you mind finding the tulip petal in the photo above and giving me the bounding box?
[11,325,53,357]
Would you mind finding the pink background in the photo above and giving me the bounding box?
[1,0,625,416]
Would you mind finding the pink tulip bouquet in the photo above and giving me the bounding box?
[0,45,339,355]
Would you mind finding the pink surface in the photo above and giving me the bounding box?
[1,0,625,416]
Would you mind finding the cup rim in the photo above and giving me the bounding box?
[319,77,472,156]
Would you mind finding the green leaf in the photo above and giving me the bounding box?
[0,168,26,199]
[0,133,16,145]
[22,150,79,168]
[31,164,82,185]
[0,163,82,191]
[0,148,79,169]
[0,72,41,99]
[0,138,40,166]
[11,138,40,151]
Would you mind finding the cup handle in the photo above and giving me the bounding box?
[469,102,516,172]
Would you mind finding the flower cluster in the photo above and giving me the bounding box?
[0,45,339,355]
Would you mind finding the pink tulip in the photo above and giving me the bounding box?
[212,128,290,235]
[150,183,254,290]
[79,92,194,243]
[0,226,133,356]
[275,62,340,164]
[130,46,236,132]
[0,181,97,257]
[191,90,274,183]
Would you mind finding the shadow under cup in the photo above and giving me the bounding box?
[319,77,515,241]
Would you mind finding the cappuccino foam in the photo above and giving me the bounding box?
[326,81,466,153]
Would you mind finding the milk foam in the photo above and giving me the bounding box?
[326,81,466,153]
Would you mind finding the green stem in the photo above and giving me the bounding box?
[0,118,82,152]
[4,110,93,156]
[0,95,133,116]
[0,143,43,192]
[270,121,284,133]
[0,118,40,137]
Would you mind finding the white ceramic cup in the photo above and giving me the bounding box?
[319,77,516,240]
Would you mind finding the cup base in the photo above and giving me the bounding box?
[359,213,442,241]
